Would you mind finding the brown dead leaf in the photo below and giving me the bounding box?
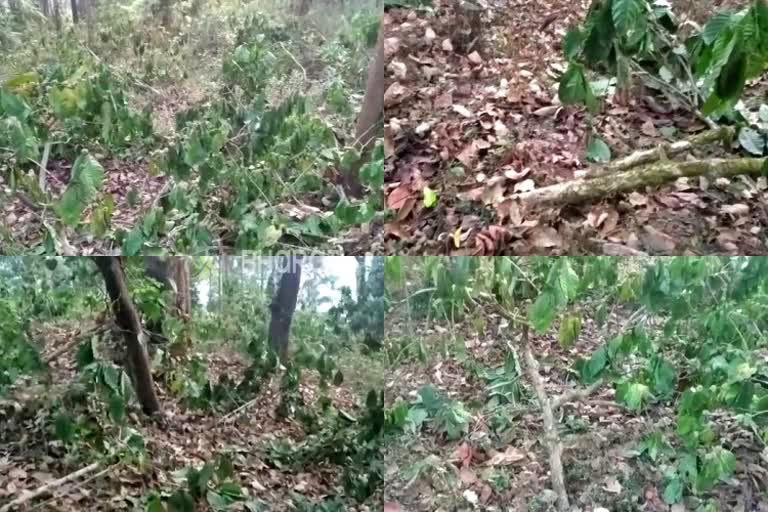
[452,104,473,118]
[384,82,407,108]
[640,225,677,253]
[456,141,479,167]
[467,51,483,65]
[388,60,407,80]
[434,91,453,109]
[721,203,750,216]
[486,446,526,466]
[425,26,436,44]
[453,442,474,467]
[384,37,400,59]
[442,38,453,52]
[387,185,413,210]
[460,467,478,485]
[384,502,402,512]
[641,119,658,137]
[530,226,563,248]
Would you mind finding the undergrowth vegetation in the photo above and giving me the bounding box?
[384,256,768,511]
[0,256,384,510]
[1,0,382,253]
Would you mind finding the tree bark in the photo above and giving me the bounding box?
[519,324,569,511]
[513,157,767,207]
[344,25,384,198]
[92,257,160,416]
[355,256,367,304]
[70,0,78,24]
[52,0,61,31]
[268,256,303,361]
[171,257,191,352]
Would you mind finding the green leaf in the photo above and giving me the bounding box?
[216,453,234,480]
[167,490,195,512]
[698,447,736,490]
[107,395,125,422]
[558,315,582,349]
[49,87,81,117]
[738,127,766,155]
[715,47,747,103]
[57,153,105,226]
[586,136,611,162]
[146,494,166,512]
[558,63,588,105]
[423,186,437,208]
[650,356,677,397]
[562,27,585,59]
[206,491,229,511]
[612,0,643,37]
[662,476,683,504]
[122,227,145,255]
[529,292,556,333]
[616,381,651,410]
[0,90,31,119]
[702,12,735,45]
[582,345,609,383]
[54,413,76,443]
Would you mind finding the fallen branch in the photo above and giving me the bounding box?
[516,157,767,207]
[44,323,110,364]
[552,379,603,410]
[38,141,52,193]
[519,324,570,512]
[581,126,735,180]
[0,462,101,512]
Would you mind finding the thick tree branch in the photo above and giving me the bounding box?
[515,157,767,207]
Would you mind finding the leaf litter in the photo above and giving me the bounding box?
[382,0,768,255]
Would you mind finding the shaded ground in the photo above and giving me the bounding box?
[384,304,768,511]
[0,316,382,511]
[382,0,768,255]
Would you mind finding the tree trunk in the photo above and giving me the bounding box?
[160,0,171,28]
[344,26,385,198]
[268,256,302,361]
[70,0,78,24]
[92,257,160,416]
[171,257,191,352]
[294,0,310,16]
[355,256,367,304]
[53,0,61,30]
[40,0,49,18]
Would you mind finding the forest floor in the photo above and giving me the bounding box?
[382,0,768,255]
[0,314,383,511]
[0,5,379,255]
[383,304,768,511]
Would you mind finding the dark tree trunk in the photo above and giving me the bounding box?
[268,256,302,361]
[92,257,160,416]
[344,26,384,198]
[70,0,78,24]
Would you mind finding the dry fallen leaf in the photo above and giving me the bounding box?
[452,104,473,118]
[425,26,436,44]
[485,446,526,466]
